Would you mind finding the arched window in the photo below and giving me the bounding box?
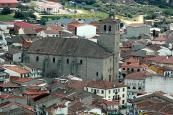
[109,25,111,31]
[104,25,107,31]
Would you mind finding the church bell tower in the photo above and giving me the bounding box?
[97,2,120,81]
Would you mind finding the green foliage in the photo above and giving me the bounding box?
[17,4,29,11]
[39,18,47,25]
[41,12,108,20]
[1,7,11,15]
[0,14,16,21]
[14,10,36,19]
[14,11,25,19]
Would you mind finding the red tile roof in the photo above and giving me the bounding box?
[0,102,35,112]
[86,81,126,89]
[102,99,119,106]
[0,0,18,3]
[23,90,48,95]
[0,82,19,88]
[121,57,147,68]
[125,72,151,80]
[147,56,173,64]
[0,93,11,99]
[153,35,168,41]
[65,80,87,90]
[13,78,33,83]
[4,65,30,74]
[14,21,34,28]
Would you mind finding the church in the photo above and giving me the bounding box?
[24,17,120,81]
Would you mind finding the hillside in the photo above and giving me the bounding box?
[135,0,173,7]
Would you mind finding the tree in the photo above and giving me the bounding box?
[14,11,25,19]
[1,7,11,15]
[39,18,47,25]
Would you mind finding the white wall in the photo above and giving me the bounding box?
[37,31,58,38]
[13,53,22,63]
[0,23,14,34]
[124,79,145,99]
[77,25,96,38]
[18,28,25,35]
[145,76,173,94]
[85,86,127,105]
[4,69,21,77]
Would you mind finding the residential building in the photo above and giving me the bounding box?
[146,56,173,68]
[0,21,14,34]
[84,81,127,105]
[131,92,173,115]
[124,72,150,99]
[24,17,120,81]
[125,23,150,38]
[67,23,97,38]
[149,35,168,45]
[5,46,22,63]
[35,1,63,14]
[0,0,18,9]
[121,57,147,78]
[18,28,37,36]
[0,82,20,92]
[0,34,8,52]
[23,63,43,78]
[37,30,60,38]
[0,67,9,84]
[145,76,173,94]
[3,65,30,78]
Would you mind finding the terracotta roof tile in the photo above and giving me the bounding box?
[86,81,126,89]
[4,66,30,74]
[13,78,32,83]
[0,0,18,3]
[125,72,151,80]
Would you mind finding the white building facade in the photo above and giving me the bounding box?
[145,76,173,94]
[84,82,127,105]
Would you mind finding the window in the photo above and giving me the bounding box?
[53,57,55,63]
[128,86,130,89]
[133,87,136,89]
[123,88,125,92]
[109,90,111,94]
[109,25,111,31]
[123,68,125,70]
[138,87,142,90]
[36,56,39,62]
[137,68,140,72]
[91,89,94,93]
[67,59,69,64]
[97,90,99,93]
[101,90,104,94]
[80,60,83,64]
[96,72,98,76]
[122,94,125,98]
[122,100,125,104]
[104,25,107,31]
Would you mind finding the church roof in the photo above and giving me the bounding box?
[27,38,112,58]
